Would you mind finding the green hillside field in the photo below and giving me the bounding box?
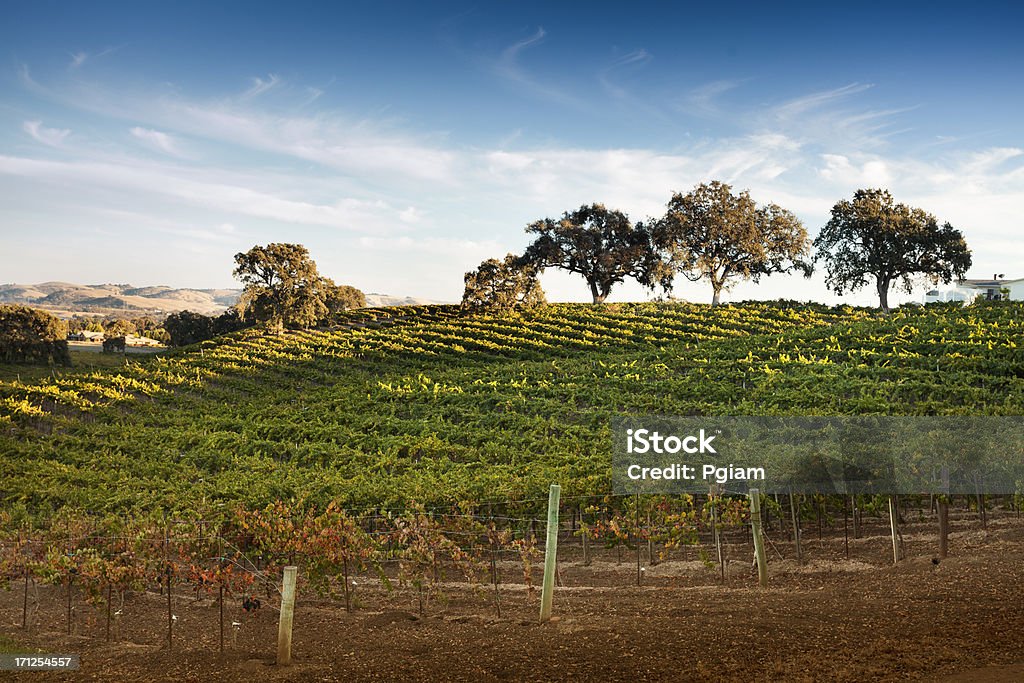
[1,301,1021,516]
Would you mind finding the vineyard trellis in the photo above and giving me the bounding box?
[3,489,1018,658]
[2,301,1022,516]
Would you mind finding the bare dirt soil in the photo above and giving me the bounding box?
[2,512,1023,682]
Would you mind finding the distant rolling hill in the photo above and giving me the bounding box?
[0,282,241,316]
[363,292,451,307]
[0,282,446,317]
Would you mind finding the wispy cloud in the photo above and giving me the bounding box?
[599,49,658,115]
[357,235,502,255]
[762,83,915,150]
[17,64,45,93]
[771,83,874,119]
[678,80,744,117]
[497,27,546,79]
[679,80,912,151]
[677,79,908,160]
[84,207,242,245]
[962,147,1023,175]
[0,154,405,233]
[22,120,70,146]
[67,46,121,70]
[130,127,183,157]
[302,87,324,106]
[493,27,584,107]
[241,74,281,99]
[18,72,459,183]
[611,49,652,68]
[479,132,808,217]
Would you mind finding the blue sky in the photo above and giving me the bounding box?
[1,1,1022,305]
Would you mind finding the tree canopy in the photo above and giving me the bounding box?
[522,204,656,304]
[322,281,367,322]
[0,305,71,365]
[652,181,812,305]
[233,243,363,330]
[462,254,546,312]
[814,189,972,312]
[104,318,136,337]
[164,309,248,347]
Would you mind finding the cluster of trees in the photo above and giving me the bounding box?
[163,309,249,347]
[3,244,368,357]
[158,243,367,347]
[461,254,546,312]
[65,315,171,344]
[0,188,975,364]
[463,184,972,313]
[0,305,71,365]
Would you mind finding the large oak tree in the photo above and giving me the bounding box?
[814,189,971,312]
[653,181,812,305]
[522,204,656,303]
[234,243,352,330]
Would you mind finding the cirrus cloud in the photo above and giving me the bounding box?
[23,120,71,146]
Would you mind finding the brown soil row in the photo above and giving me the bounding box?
[2,515,1022,682]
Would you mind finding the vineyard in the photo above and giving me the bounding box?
[2,300,1022,513]
[1,300,1023,680]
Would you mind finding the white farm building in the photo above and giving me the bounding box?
[924,275,1024,304]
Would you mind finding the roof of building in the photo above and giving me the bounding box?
[958,278,1024,287]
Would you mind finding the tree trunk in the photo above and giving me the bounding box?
[711,285,722,306]
[877,278,891,313]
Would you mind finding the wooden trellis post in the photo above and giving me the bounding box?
[539,484,561,622]
[888,496,899,565]
[749,488,768,587]
[277,566,298,665]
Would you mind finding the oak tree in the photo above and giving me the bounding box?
[233,243,329,330]
[104,319,136,337]
[321,281,366,324]
[522,204,655,304]
[814,189,971,312]
[653,181,812,305]
[462,254,546,312]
